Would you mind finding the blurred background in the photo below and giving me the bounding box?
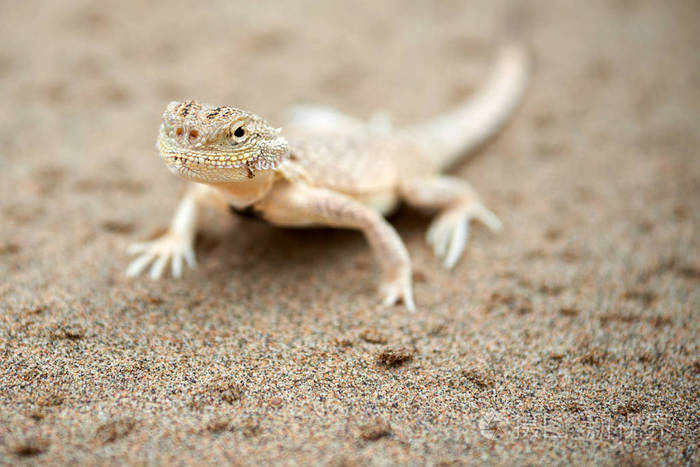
[0,0,698,464]
[1,0,697,292]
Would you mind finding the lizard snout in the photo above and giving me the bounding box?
[162,120,204,146]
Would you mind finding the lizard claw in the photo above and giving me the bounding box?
[427,201,502,269]
[126,232,196,279]
[380,269,415,311]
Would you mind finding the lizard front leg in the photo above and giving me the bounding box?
[126,183,226,279]
[400,176,503,269]
[256,182,415,311]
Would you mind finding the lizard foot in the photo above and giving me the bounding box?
[426,201,503,269]
[126,232,196,279]
[380,268,415,311]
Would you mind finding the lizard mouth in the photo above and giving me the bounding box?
[158,143,287,183]
[162,151,283,171]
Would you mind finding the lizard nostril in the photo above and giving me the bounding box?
[189,129,199,140]
[175,127,183,136]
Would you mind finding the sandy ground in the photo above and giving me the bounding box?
[1,0,698,465]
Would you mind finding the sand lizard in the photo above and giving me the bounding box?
[126,42,529,310]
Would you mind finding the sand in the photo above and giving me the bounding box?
[1,0,698,465]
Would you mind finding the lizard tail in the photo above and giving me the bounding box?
[404,41,530,170]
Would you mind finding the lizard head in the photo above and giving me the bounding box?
[157,100,289,183]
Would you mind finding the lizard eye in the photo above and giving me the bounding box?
[231,125,247,143]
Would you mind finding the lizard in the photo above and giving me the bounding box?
[125,41,529,311]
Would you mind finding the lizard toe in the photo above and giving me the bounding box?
[126,250,157,277]
[427,200,502,269]
[149,253,170,280]
[171,252,183,279]
[380,272,415,311]
[474,204,503,232]
[427,210,466,267]
[443,219,469,270]
[125,233,196,279]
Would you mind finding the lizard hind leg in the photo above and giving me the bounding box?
[400,176,503,269]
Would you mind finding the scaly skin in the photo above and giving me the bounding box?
[127,44,529,310]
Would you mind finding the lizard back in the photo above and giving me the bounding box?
[285,130,413,194]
